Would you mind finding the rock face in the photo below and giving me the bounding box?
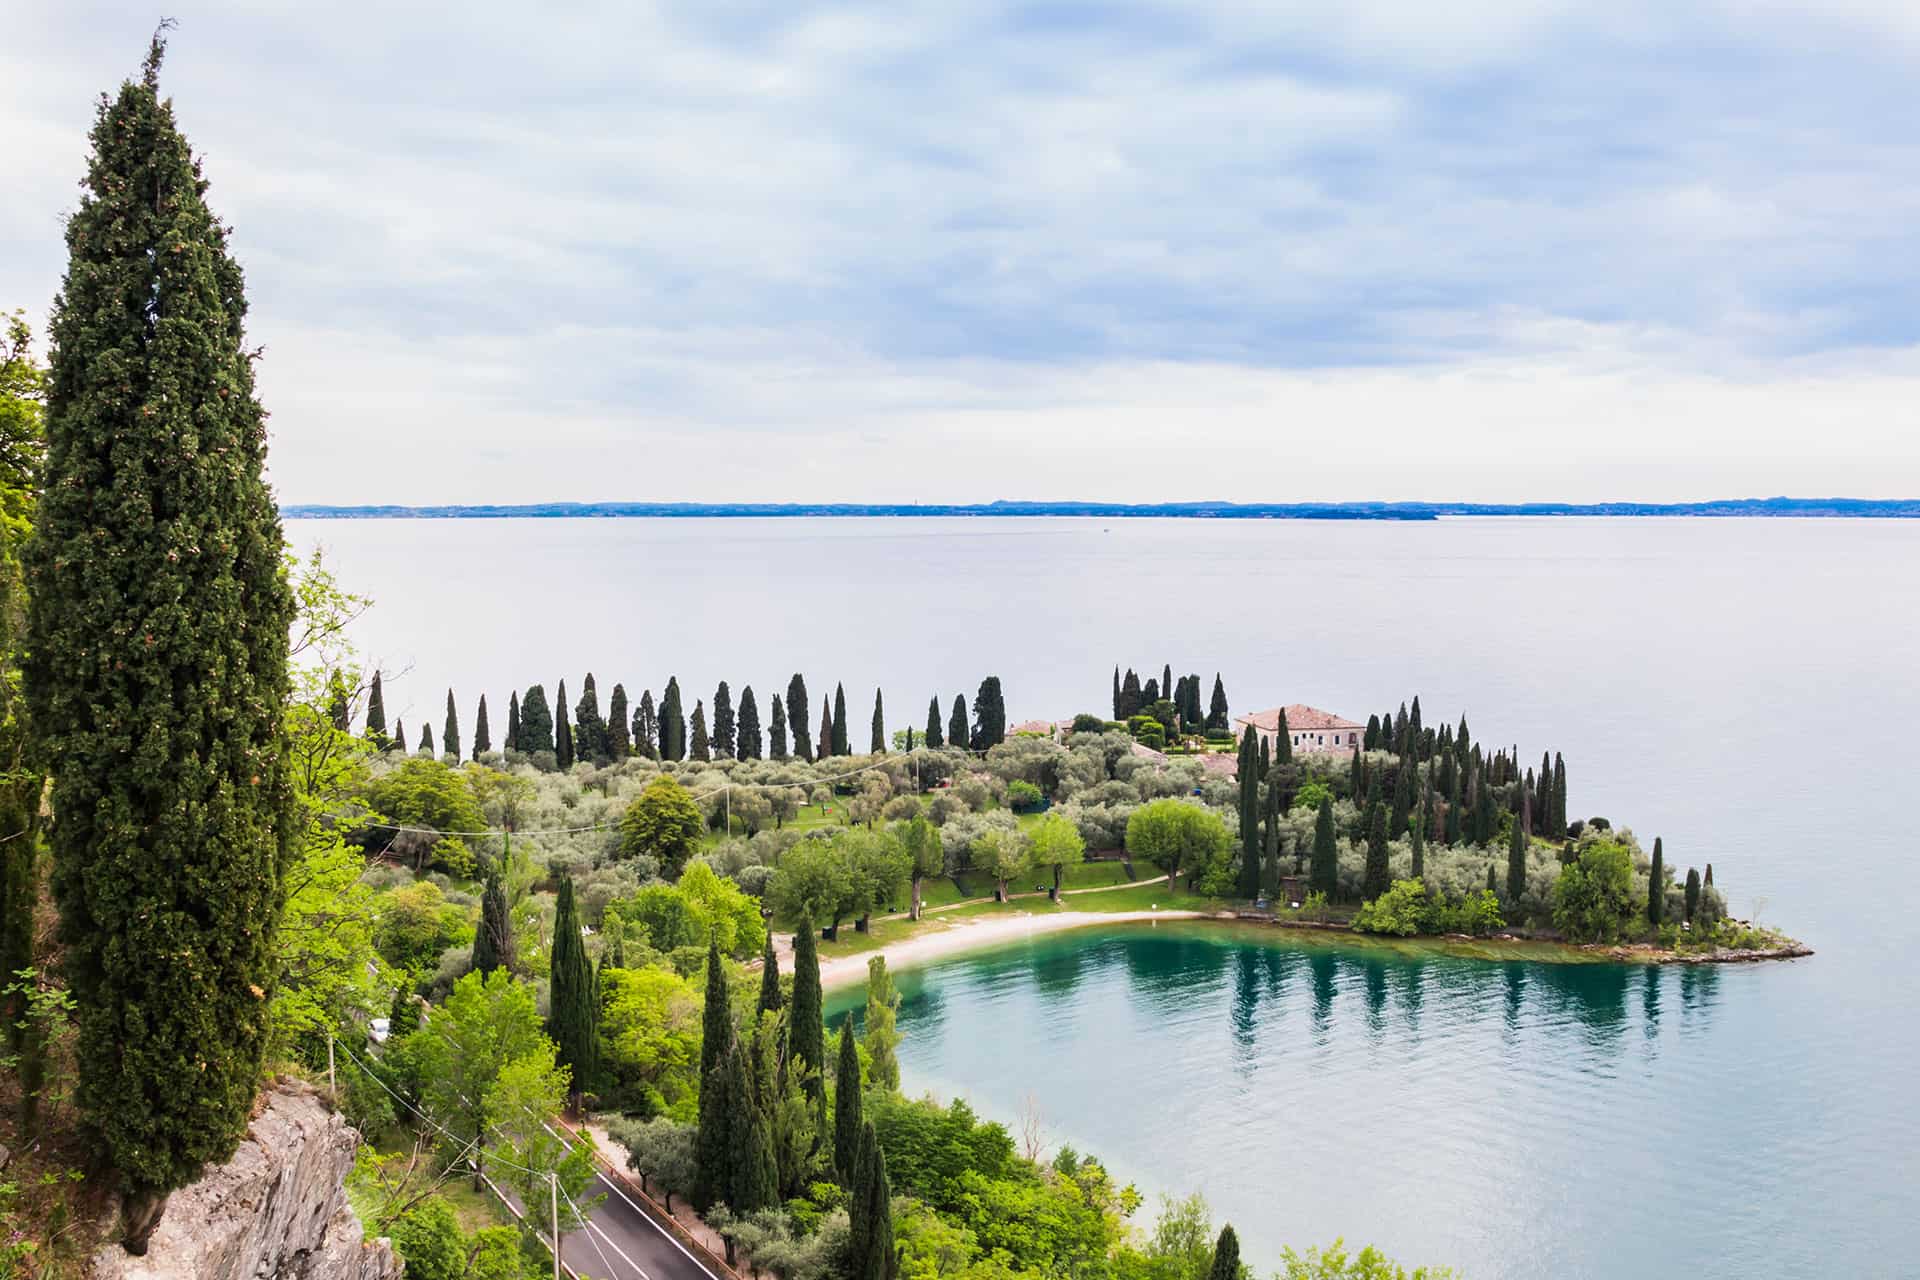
[88,1081,402,1280]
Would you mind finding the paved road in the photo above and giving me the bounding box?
[558,1166,726,1280]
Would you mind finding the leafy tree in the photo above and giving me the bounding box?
[1127,800,1231,891]
[973,676,1007,749]
[835,1012,864,1185]
[367,670,389,746]
[1277,1240,1456,1279]
[471,693,491,758]
[470,863,512,976]
[871,689,886,754]
[737,685,762,760]
[925,696,944,749]
[607,683,630,758]
[610,1116,698,1212]
[1552,840,1638,942]
[598,966,702,1120]
[555,678,574,769]
[972,825,1031,902]
[832,682,850,756]
[864,956,901,1091]
[713,681,735,760]
[1030,812,1085,896]
[770,693,789,760]
[520,684,554,755]
[482,1047,601,1242]
[948,695,968,751]
[790,911,825,1092]
[619,776,705,876]
[549,877,597,1109]
[504,690,520,754]
[406,968,551,1185]
[673,861,767,957]
[787,674,813,760]
[900,816,943,920]
[1310,797,1339,898]
[365,758,486,871]
[1648,837,1666,926]
[842,827,911,928]
[691,700,710,762]
[769,837,861,937]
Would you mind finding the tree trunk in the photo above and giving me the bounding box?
[910,876,923,921]
[1167,869,1178,892]
[855,913,870,934]
[823,922,839,942]
[119,1188,170,1256]
[1053,864,1063,894]
[995,878,1007,903]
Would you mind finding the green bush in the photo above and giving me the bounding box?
[1353,880,1426,936]
[1551,840,1637,942]
[1007,780,1044,811]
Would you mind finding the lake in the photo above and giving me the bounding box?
[288,515,1920,1278]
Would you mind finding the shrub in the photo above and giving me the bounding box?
[1353,880,1426,936]
[1552,840,1637,942]
[1007,780,1044,811]
[1293,780,1334,813]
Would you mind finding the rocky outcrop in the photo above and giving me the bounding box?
[88,1080,401,1280]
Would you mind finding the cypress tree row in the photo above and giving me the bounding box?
[520,685,554,755]
[834,1013,863,1185]
[790,913,824,1094]
[1208,1226,1241,1280]
[607,684,630,758]
[366,669,388,745]
[691,700,710,762]
[554,679,574,769]
[925,697,944,749]
[737,686,763,760]
[443,690,459,760]
[832,682,849,756]
[505,690,521,754]
[948,695,968,751]
[471,864,512,976]
[871,689,886,754]
[1506,810,1529,905]
[847,1120,896,1280]
[549,878,596,1108]
[1310,797,1339,898]
[770,694,788,760]
[473,694,491,758]
[787,674,812,760]
[757,934,782,1015]
[713,681,735,760]
[1363,801,1390,900]
[25,38,297,1246]
[1648,837,1666,926]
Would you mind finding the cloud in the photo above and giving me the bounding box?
[3,1,1919,500]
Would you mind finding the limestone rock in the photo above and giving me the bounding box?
[88,1081,401,1280]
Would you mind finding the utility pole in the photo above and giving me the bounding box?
[549,1170,560,1280]
[326,1034,336,1102]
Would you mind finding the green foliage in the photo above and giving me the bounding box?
[1007,779,1044,810]
[518,685,554,756]
[599,965,702,1119]
[1352,880,1427,936]
[790,911,825,1090]
[1310,797,1339,898]
[834,1013,864,1186]
[365,758,487,872]
[387,1198,468,1280]
[864,956,901,1091]
[1552,839,1639,943]
[619,775,705,876]
[769,840,858,933]
[401,968,553,1165]
[373,879,474,973]
[24,38,298,1215]
[609,1114,699,1209]
[547,878,597,1103]
[1276,1240,1455,1279]
[1126,799,1231,888]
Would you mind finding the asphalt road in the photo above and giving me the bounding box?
[557,1168,727,1280]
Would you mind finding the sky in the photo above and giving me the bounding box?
[5,1,1920,504]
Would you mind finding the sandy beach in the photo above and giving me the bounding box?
[808,908,1206,989]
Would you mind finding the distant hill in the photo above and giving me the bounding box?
[281,497,1920,519]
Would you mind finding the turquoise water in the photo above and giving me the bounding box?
[831,921,1878,1279]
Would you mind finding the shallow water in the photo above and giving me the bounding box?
[291,515,1920,1278]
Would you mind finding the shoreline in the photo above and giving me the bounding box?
[804,908,1810,989]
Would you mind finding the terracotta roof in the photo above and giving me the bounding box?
[1130,741,1168,763]
[1009,720,1057,735]
[1233,704,1362,733]
[1197,752,1239,776]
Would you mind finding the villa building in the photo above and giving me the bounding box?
[1234,704,1364,756]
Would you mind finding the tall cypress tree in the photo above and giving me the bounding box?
[713,681,735,760]
[471,864,512,976]
[443,690,460,760]
[948,695,968,751]
[1237,727,1260,900]
[770,693,788,760]
[392,720,407,753]
[1112,666,1123,720]
[661,677,685,761]
[693,1042,734,1212]
[25,37,296,1245]
[757,933,782,1015]
[607,684,630,758]
[1552,753,1568,834]
[834,1013,863,1186]
[737,686,762,760]
[925,696,944,749]
[790,913,824,1095]
[520,685,554,755]
[505,690,521,754]
[549,878,596,1108]
[848,1120,895,1280]
[1310,797,1338,898]
[418,719,435,756]
[1363,801,1390,900]
[554,679,574,769]
[1208,1226,1241,1280]
[472,694,491,758]
[366,670,388,746]
[576,674,607,763]
[633,689,659,760]
[1506,811,1529,905]
[787,674,812,761]
[1410,814,1426,880]
[1206,673,1229,732]
[1648,837,1666,926]
[1684,867,1701,922]
[871,689,886,754]
[831,682,849,756]
[1118,669,1141,720]
[690,700,710,762]
[728,1043,780,1213]
[974,676,1007,749]
[701,941,731,1090]
[818,704,833,767]
[1262,781,1282,897]
[1389,751,1414,838]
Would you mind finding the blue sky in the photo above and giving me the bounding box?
[6,1,1920,502]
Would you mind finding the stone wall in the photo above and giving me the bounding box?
[88,1080,401,1280]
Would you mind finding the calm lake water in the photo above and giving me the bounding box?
[289,516,1920,1279]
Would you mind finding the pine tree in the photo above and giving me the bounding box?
[472,694,491,758]
[847,1120,895,1280]
[471,865,512,975]
[555,679,574,769]
[925,696,944,749]
[520,685,554,755]
[1208,1225,1241,1280]
[1506,809,1528,905]
[1310,797,1339,898]
[948,695,968,751]
[834,1013,863,1186]
[871,689,886,754]
[1207,673,1229,732]
[1410,814,1425,879]
[24,42,298,1243]
[505,690,521,754]
[549,878,596,1108]
[831,683,850,756]
[787,674,812,760]
[366,670,388,746]
[737,686,763,760]
[790,914,824,1095]
[1648,837,1666,926]
[607,684,630,758]
[770,694,789,760]
[757,934,782,1016]
[1237,727,1261,900]
[713,682,735,760]
[690,701,710,762]
[1363,801,1390,900]
[1685,867,1701,921]
[443,690,460,760]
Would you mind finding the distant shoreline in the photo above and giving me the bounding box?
[282,497,1920,520]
